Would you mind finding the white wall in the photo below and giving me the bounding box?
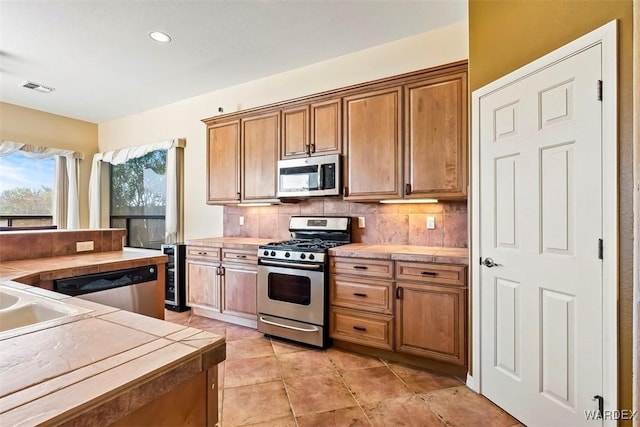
[98,22,468,240]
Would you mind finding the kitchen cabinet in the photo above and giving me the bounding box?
[206,120,240,204]
[395,262,467,366]
[404,71,467,199]
[281,98,342,159]
[343,87,403,200]
[220,248,258,326]
[329,257,394,350]
[186,246,221,313]
[242,111,280,202]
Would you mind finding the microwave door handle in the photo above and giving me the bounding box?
[318,165,323,190]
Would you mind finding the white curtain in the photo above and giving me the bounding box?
[89,139,185,243]
[0,141,83,229]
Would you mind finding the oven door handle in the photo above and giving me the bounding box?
[259,260,322,270]
[259,316,320,333]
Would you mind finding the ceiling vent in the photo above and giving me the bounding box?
[20,81,55,94]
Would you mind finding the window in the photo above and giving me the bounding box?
[0,152,55,227]
[110,150,166,249]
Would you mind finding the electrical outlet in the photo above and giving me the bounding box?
[358,216,366,228]
[239,216,244,226]
[76,241,94,252]
[426,216,436,230]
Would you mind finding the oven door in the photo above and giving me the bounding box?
[257,260,325,325]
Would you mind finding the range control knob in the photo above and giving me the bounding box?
[263,250,269,256]
[270,251,276,256]
[300,253,306,260]
[285,252,290,258]
[308,254,315,260]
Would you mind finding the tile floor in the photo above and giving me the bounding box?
[164,310,522,427]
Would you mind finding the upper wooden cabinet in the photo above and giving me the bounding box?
[343,87,403,201]
[281,98,342,159]
[282,105,310,158]
[404,71,467,199]
[206,120,240,204]
[241,111,280,202]
[203,60,468,204]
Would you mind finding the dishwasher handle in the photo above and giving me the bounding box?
[54,265,158,296]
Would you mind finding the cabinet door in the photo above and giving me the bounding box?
[395,282,466,366]
[310,98,341,156]
[242,112,280,201]
[404,72,467,199]
[344,87,402,200]
[207,120,240,204]
[186,260,220,311]
[221,264,257,319]
[282,105,310,159]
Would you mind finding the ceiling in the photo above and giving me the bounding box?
[0,1,467,124]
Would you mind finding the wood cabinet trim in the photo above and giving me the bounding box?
[206,120,240,204]
[240,111,281,202]
[201,60,468,125]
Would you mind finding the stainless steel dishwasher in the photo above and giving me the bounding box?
[54,265,159,317]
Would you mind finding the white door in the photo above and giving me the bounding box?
[478,44,604,426]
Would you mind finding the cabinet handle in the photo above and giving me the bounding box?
[305,143,310,155]
[219,266,225,276]
[405,183,412,195]
[395,287,403,299]
[343,186,349,197]
[353,266,368,270]
[310,143,316,153]
[236,254,247,259]
[352,326,367,332]
[199,252,208,255]
[353,292,367,297]
[420,271,437,276]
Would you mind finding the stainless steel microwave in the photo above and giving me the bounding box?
[277,154,341,198]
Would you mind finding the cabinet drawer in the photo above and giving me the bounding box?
[222,248,257,264]
[395,262,466,286]
[330,307,393,350]
[330,276,393,314]
[330,257,393,279]
[187,246,221,262]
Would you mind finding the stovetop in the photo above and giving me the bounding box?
[263,239,345,250]
[258,216,352,264]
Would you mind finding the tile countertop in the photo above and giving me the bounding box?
[0,248,225,426]
[0,247,168,282]
[329,244,469,265]
[185,236,273,249]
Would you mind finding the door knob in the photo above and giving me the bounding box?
[482,257,502,268]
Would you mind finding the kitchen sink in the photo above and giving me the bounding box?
[0,285,91,335]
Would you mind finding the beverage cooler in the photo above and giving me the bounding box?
[161,243,189,312]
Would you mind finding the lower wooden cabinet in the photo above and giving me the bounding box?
[221,263,257,320]
[186,261,220,310]
[186,245,257,328]
[395,282,467,366]
[330,307,393,350]
[329,256,468,368]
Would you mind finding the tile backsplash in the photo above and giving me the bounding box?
[224,199,467,248]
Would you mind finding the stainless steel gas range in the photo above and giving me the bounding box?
[257,216,352,347]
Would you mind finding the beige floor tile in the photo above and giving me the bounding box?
[242,416,297,427]
[226,324,264,342]
[225,355,281,388]
[296,406,371,427]
[277,349,336,378]
[388,362,463,393]
[341,366,413,405]
[422,385,519,427]
[285,373,357,417]
[363,395,445,427]
[270,337,310,356]
[222,381,292,427]
[226,337,274,361]
[326,348,385,371]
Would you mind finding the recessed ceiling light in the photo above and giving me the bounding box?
[149,31,171,43]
